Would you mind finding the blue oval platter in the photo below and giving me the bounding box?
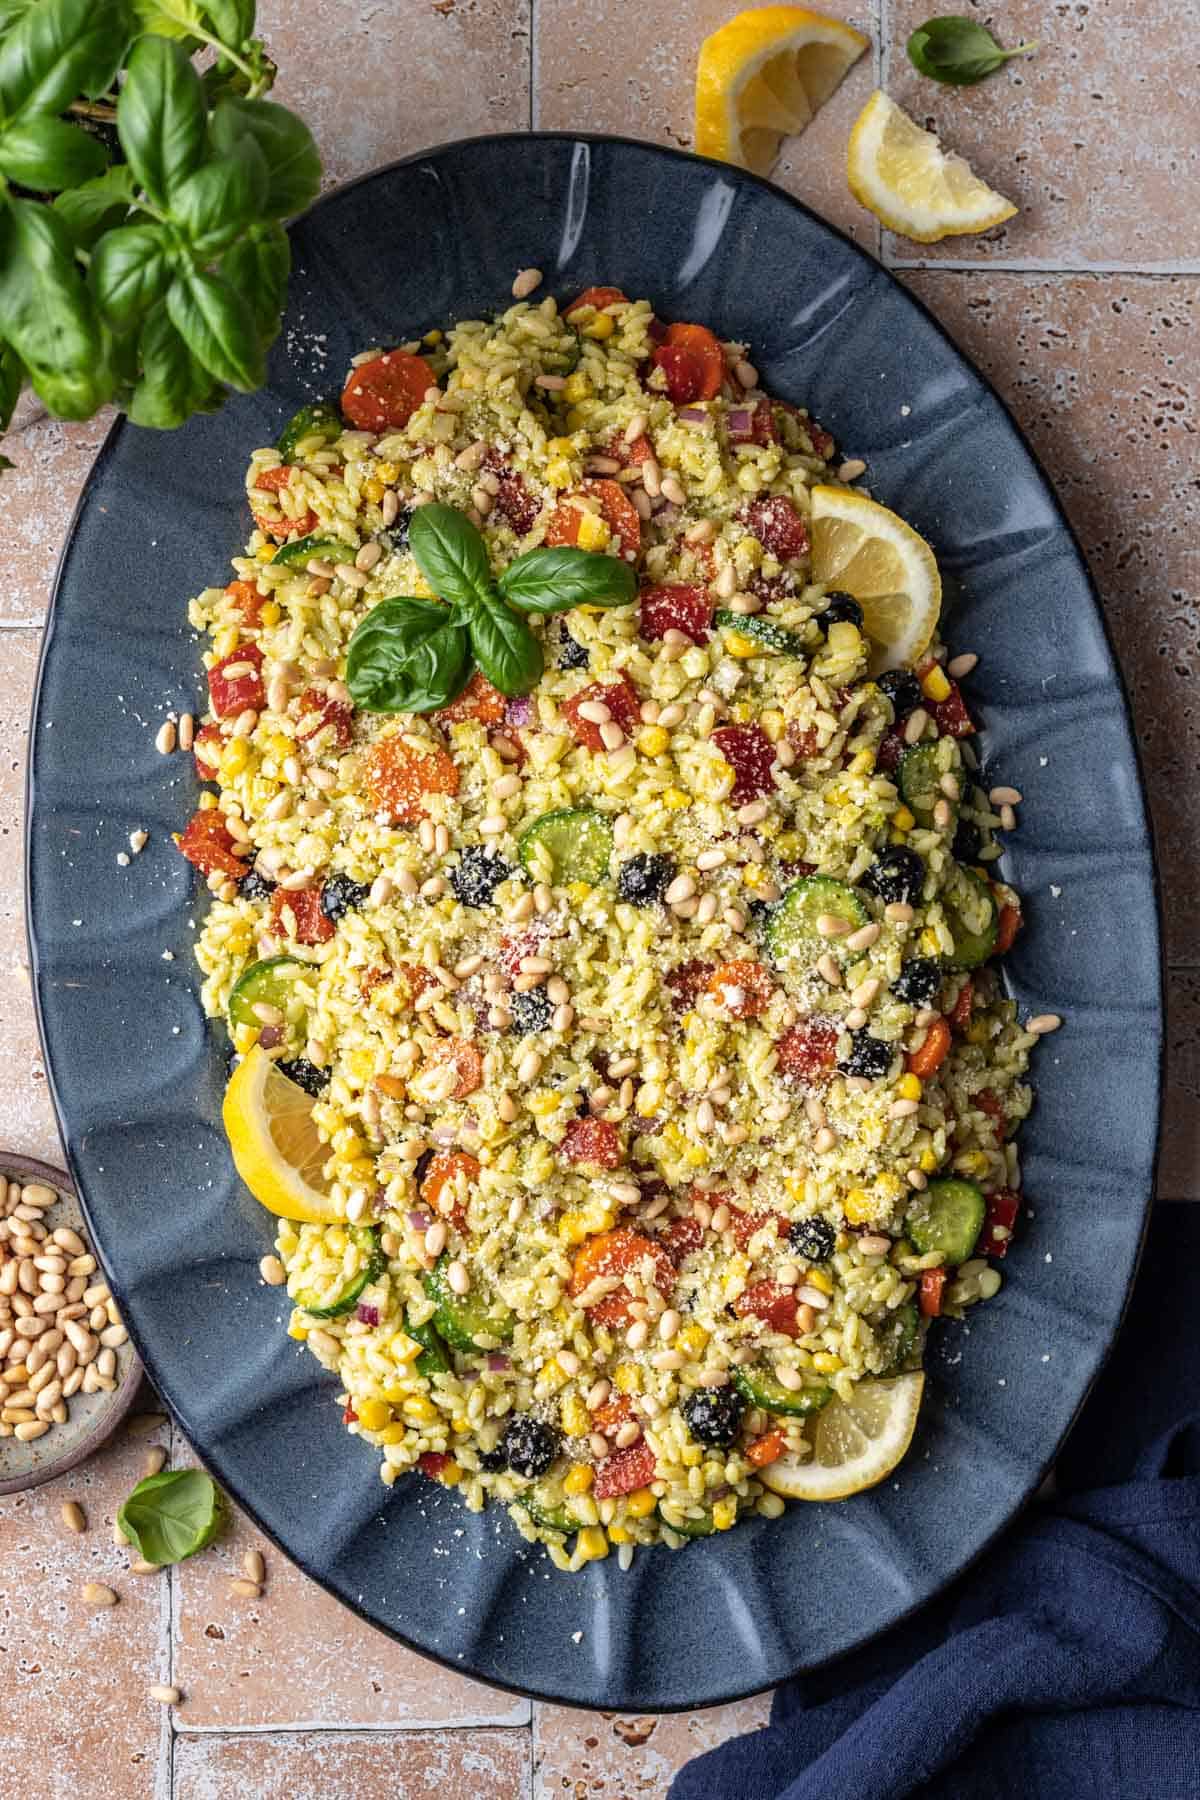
[26,134,1162,1710]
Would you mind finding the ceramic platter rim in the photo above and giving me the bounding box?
[25,132,1164,1711]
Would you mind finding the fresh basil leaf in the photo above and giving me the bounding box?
[128,298,221,426]
[0,2,36,33]
[0,340,23,435]
[118,35,207,207]
[408,503,493,610]
[0,198,111,419]
[209,97,321,218]
[468,590,543,697]
[907,16,1037,84]
[0,0,130,119]
[117,1468,222,1565]
[0,453,14,472]
[130,0,204,40]
[346,597,471,715]
[166,265,264,390]
[498,545,637,615]
[169,135,267,254]
[203,0,256,44]
[91,223,172,325]
[220,221,288,345]
[0,116,107,190]
[53,162,137,249]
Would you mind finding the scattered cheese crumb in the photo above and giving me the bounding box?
[116,852,130,867]
[129,829,149,855]
[571,1630,583,1644]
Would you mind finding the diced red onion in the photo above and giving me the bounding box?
[726,408,755,442]
[652,502,680,528]
[406,1210,430,1231]
[486,1352,512,1371]
[356,1303,380,1326]
[505,695,534,726]
[677,406,709,425]
[431,1125,457,1146]
[257,1024,283,1049]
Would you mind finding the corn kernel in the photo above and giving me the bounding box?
[529,1090,563,1117]
[812,1352,843,1374]
[389,1330,421,1364]
[544,457,573,489]
[958,1149,990,1177]
[574,511,610,552]
[920,1148,939,1173]
[920,928,941,957]
[356,1396,391,1431]
[286,1318,308,1340]
[221,738,250,776]
[362,476,385,503]
[712,1498,737,1531]
[402,1395,437,1423]
[844,1187,873,1225]
[826,786,846,807]
[678,1323,709,1357]
[636,1080,664,1117]
[606,1524,630,1544]
[897,1073,923,1102]
[547,436,575,458]
[254,543,275,563]
[422,328,442,346]
[567,880,591,903]
[806,1267,834,1296]
[440,1460,463,1486]
[921,664,952,703]
[680,1443,703,1467]
[849,748,876,776]
[662,787,690,811]
[213,625,240,657]
[966,1018,990,1045]
[686,1144,709,1167]
[378,1422,408,1444]
[891,805,916,832]
[742,863,770,892]
[576,1526,609,1563]
[561,1393,590,1436]
[375,461,399,483]
[562,372,593,404]
[776,831,803,859]
[452,1415,471,1434]
[612,1361,641,1395]
[638,725,670,757]
[256,602,280,629]
[725,630,760,659]
[582,313,616,340]
[564,1463,595,1496]
[621,1486,654,1518]
[874,1171,906,1203]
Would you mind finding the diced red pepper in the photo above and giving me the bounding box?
[734,1279,799,1337]
[422,1038,484,1100]
[593,1437,656,1499]
[565,286,628,318]
[497,925,547,979]
[270,887,335,945]
[743,496,810,562]
[787,721,821,761]
[950,981,974,1032]
[561,1117,623,1169]
[591,1395,634,1434]
[483,455,541,535]
[609,430,654,467]
[777,1016,840,1084]
[906,1014,951,1079]
[930,681,974,737]
[652,322,724,404]
[803,416,834,459]
[705,959,773,1019]
[919,1268,947,1318]
[252,507,319,541]
[176,809,245,881]
[978,1188,1020,1258]
[562,675,641,751]
[208,643,265,719]
[341,350,435,431]
[362,736,459,824]
[658,1214,705,1265]
[343,1401,358,1423]
[192,723,224,780]
[418,1451,451,1479]
[394,962,439,1007]
[747,1428,787,1469]
[995,902,1023,955]
[568,1227,674,1327]
[665,959,715,1013]
[297,685,354,748]
[976,1088,1007,1140]
[728,1207,787,1252]
[712,722,776,805]
[225,578,265,623]
[750,398,778,446]
[436,670,508,726]
[254,464,296,494]
[639,582,712,645]
[545,479,641,561]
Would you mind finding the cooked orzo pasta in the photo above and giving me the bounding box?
[178,279,1049,1567]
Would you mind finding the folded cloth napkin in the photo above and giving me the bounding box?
[671,1202,1200,1800]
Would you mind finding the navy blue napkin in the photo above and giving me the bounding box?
[671,1202,1200,1800]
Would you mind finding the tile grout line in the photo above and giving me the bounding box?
[889,258,1200,276]
[528,0,537,131]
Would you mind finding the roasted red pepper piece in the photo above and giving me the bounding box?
[177,809,245,881]
[270,887,334,945]
[208,643,265,719]
[777,1016,840,1084]
[734,1279,799,1337]
[639,582,712,645]
[919,1268,947,1318]
[744,495,810,562]
[593,1437,657,1499]
[712,722,776,805]
[562,675,641,751]
[979,1189,1020,1258]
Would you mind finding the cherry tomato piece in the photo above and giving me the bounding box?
[712,722,776,805]
[593,1437,657,1499]
[561,1117,623,1169]
[744,495,810,562]
[562,675,641,751]
[639,582,712,645]
[777,1017,840,1084]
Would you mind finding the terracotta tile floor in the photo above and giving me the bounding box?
[0,2,1194,1792]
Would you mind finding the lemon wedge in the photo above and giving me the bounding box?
[695,6,870,176]
[847,90,1016,242]
[760,1371,925,1500]
[810,484,941,672]
[222,1045,340,1222]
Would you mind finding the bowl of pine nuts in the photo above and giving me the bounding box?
[0,1155,142,1493]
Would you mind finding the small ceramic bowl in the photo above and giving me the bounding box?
[0,1153,142,1494]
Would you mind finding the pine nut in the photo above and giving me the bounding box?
[143,1446,167,1478]
[948,652,979,679]
[1026,1013,1062,1035]
[243,1548,266,1584]
[149,1684,181,1706]
[61,1501,86,1534]
[154,719,176,755]
[82,1582,118,1608]
[231,1578,261,1598]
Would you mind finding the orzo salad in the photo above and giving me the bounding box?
[174,274,1057,1570]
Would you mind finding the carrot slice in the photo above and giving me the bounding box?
[906,1015,951,1079]
[340,350,435,431]
[362,735,459,824]
[423,1039,483,1100]
[564,286,628,317]
[420,1150,479,1229]
[568,1227,674,1328]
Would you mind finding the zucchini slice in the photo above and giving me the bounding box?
[907,1178,986,1266]
[294,1227,384,1319]
[277,402,342,462]
[732,1364,833,1417]
[423,1256,514,1352]
[766,875,868,973]
[517,807,614,884]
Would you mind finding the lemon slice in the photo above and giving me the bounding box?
[847,90,1017,242]
[810,484,941,672]
[222,1045,340,1223]
[695,6,870,176]
[760,1371,925,1500]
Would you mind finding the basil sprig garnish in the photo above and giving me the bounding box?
[906,16,1038,85]
[117,1468,222,1566]
[346,502,635,714]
